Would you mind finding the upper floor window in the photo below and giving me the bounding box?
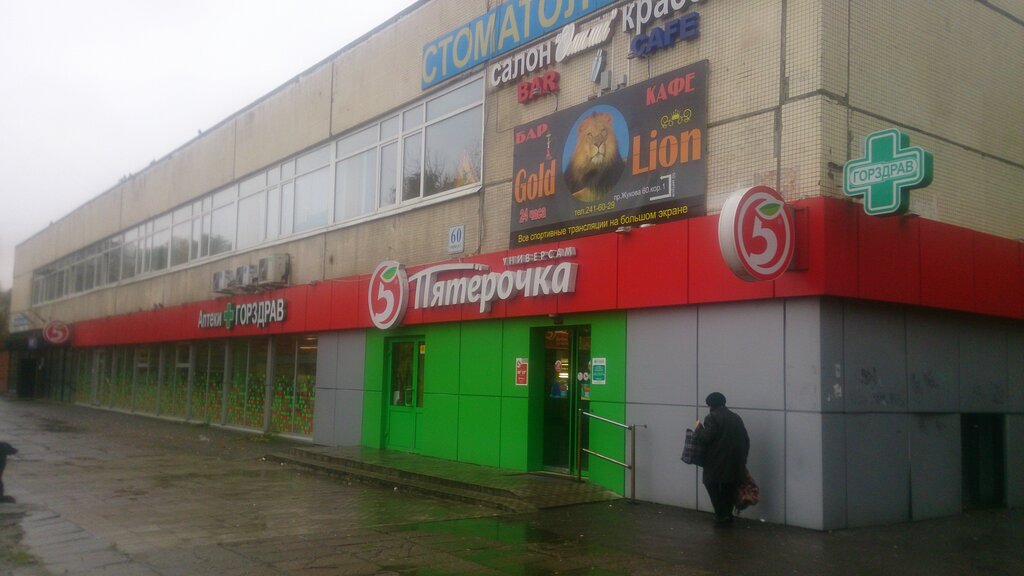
[29,76,484,306]
[335,77,483,221]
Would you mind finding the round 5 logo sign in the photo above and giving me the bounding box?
[43,320,71,345]
[368,261,409,330]
[718,186,794,281]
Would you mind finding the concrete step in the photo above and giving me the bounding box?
[284,446,523,499]
[265,452,536,513]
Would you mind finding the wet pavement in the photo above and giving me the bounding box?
[1,398,1021,575]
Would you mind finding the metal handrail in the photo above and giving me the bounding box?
[577,409,646,503]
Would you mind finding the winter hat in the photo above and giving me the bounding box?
[705,392,727,408]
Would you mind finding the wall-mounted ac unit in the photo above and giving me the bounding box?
[213,269,234,293]
[258,254,290,286]
[235,265,257,290]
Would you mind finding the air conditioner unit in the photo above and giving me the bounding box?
[213,269,234,293]
[258,254,290,285]
[236,265,257,289]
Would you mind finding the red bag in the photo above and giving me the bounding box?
[735,471,759,511]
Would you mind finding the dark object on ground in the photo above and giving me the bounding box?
[0,441,16,502]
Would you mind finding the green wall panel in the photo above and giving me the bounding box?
[499,397,530,470]
[362,391,383,448]
[587,400,626,494]
[417,393,459,460]
[458,395,501,467]
[425,324,461,395]
[575,312,627,404]
[358,311,626,494]
[459,320,503,397]
[501,317,537,399]
[363,331,384,392]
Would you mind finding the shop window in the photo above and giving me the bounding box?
[112,348,132,410]
[389,338,425,408]
[160,344,190,418]
[227,340,250,427]
[192,341,224,424]
[270,335,297,434]
[246,338,269,428]
[134,347,160,415]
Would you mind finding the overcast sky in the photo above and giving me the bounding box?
[0,0,419,291]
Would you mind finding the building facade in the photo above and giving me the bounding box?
[7,0,1024,529]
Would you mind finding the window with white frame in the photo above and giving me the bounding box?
[29,76,484,306]
[334,76,483,221]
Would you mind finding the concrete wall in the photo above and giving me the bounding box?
[827,0,1024,238]
[313,330,366,447]
[16,0,1022,328]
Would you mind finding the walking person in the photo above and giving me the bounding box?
[693,392,749,526]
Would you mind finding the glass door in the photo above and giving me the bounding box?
[384,337,425,452]
[541,326,592,475]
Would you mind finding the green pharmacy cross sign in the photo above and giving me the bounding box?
[844,128,933,216]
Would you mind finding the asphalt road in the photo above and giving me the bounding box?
[1,398,1021,575]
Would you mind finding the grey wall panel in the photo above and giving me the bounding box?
[312,388,336,445]
[698,301,785,410]
[737,409,786,523]
[959,320,1008,412]
[786,412,824,529]
[1009,330,1023,413]
[821,413,847,529]
[820,298,845,413]
[785,299,822,412]
[843,301,907,412]
[1006,415,1024,507]
[337,330,367,391]
[626,403,699,508]
[846,414,909,527]
[906,310,959,413]
[334,389,364,446]
[909,414,961,520]
[626,308,698,406]
[315,333,340,390]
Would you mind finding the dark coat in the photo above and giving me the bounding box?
[692,406,749,483]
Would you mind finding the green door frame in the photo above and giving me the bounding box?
[383,336,426,452]
[537,324,591,477]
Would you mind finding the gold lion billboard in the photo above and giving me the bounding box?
[511,60,707,247]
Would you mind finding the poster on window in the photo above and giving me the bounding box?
[510,60,707,247]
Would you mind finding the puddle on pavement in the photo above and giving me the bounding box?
[38,419,81,433]
[0,507,39,571]
[393,516,563,546]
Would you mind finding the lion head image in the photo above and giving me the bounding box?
[564,111,625,203]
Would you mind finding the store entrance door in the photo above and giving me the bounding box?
[540,326,591,475]
[962,414,1005,509]
[384,337,425,452]
[16,359,37,399]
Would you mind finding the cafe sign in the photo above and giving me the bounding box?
[510,60,707,247]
